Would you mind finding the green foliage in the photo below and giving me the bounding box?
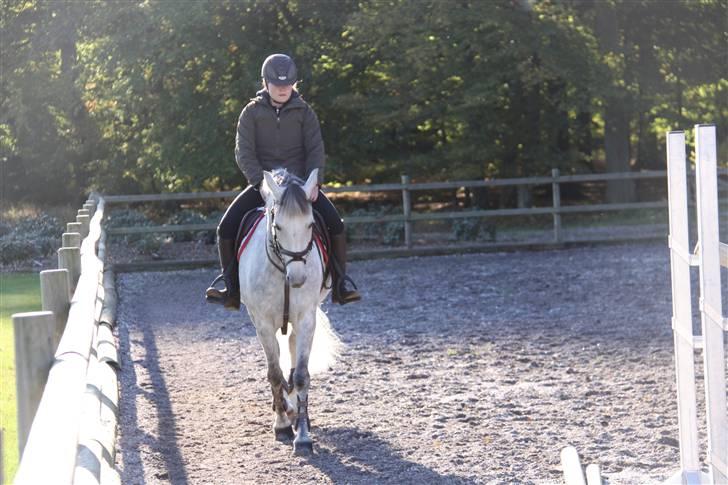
[167,209,209,242]
[452,216,497,242]
[104,209,162,253]
[0,213,61,263]
[2,0,726,205]
[346,206,404,246]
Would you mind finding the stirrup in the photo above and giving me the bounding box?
[205,274,228,304]
[335,275,361,304]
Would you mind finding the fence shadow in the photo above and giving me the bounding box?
[117,312,188,485]
[305,426,474,485]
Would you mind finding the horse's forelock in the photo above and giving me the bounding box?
[279,180,310,216]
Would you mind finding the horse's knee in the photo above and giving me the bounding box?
[267,366,285,387]
[292,367,309,390]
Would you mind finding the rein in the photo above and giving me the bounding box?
[265,207,315,335]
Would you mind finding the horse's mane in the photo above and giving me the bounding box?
[270,169,310,216]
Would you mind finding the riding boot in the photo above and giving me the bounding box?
[205,238,240,310]
[330,232,361,305]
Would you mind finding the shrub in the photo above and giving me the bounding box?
[345,206,403,245]
[0,213,61,263]
[14,213,61,239]
[104,209,153,243]
[167,209,209,242]
[452,215,497,242]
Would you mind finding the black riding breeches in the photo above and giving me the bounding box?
[217,185,345,240]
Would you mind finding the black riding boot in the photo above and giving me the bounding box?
[330,232,361,305]
[205,238,240,310]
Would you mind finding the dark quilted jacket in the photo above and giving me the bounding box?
[235,90,325,186]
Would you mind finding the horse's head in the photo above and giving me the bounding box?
[261,169,319,288]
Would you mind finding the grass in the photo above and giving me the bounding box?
[0,273,40,483]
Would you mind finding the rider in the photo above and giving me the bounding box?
[206,53,361,310]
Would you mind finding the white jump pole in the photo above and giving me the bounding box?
[665,130,702,484]
[561,446,587,485]
[694,124,727,484]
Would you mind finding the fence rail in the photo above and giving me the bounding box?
[104,169,727,250]
[12,196,121,485]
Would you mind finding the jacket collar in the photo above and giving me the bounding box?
[253,89,304,111]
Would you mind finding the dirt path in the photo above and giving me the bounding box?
[115,242,720,484]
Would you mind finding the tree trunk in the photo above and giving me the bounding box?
[604,100,635,202]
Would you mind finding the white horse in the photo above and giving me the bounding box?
[238,168,343,454]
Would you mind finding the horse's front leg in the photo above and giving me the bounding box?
[292,310,315,455]
[254,324,294,442]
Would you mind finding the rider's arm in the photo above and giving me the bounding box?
[235,104,264,187]
[302,106,325,185]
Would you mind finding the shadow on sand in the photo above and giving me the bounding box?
[303,426,475,484]
[118,315,189,484]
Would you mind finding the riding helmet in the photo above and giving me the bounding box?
[261,54,297,86]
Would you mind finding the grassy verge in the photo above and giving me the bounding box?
[0,273,40,483]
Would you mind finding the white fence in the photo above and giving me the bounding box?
[666,125,727,484]
[11,195,121,485]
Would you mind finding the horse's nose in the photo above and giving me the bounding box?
[287,273,306,288]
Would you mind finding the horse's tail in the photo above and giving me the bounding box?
[276,306,343,376]
[309,307,343,375]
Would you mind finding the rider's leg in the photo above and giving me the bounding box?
[205,185,264,309]
[313,191,361,304]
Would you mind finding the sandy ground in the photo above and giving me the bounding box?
[114,242,726,484]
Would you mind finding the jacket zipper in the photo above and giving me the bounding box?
[275,108,281,158]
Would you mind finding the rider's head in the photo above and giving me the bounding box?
[261,54,297,105]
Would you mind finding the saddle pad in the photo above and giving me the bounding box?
[235,207,331,278]
[236,209,266,262]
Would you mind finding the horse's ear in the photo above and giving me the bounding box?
[263,171,283,202]
[303,169,319,201]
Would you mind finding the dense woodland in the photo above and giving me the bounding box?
[1,0,726,205]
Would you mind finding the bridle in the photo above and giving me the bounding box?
[264,205,315,336]
[265,206,315,272]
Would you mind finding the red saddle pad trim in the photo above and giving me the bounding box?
[236,212,266,262]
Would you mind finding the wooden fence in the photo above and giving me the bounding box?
[12,196,121,485]
[103,169,727,270]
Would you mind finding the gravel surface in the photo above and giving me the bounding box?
[115,242,726,484]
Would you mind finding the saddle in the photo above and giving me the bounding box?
[235,207,331,285]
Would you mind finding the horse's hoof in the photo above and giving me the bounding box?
[275,425,295,442]
[293,439,313,455]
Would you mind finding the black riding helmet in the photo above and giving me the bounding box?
[261,54,297,86]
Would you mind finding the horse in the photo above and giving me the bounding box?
[238,168,343,455]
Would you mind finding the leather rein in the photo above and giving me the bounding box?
[264,207,315,335]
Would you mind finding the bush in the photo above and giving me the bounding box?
[13,213,61,238]
[167,209,209,242]
[346,206,403,246]
[452,215,497,242]
[0,221,12,237]
[104,209,153,243]
[0,213,62,263]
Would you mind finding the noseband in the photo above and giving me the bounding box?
[266,207,315,272]
[265,206,315,337]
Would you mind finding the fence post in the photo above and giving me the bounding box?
[552,168,562,243]
[82,203,95,215]
[67,222,83,237]
[76,214,90,238]
[40,269,71,350]
[62,232,81,249]
[13,311,56,456]
[58,247,81,292]
[401,174,412,248]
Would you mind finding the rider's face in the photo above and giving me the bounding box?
[268,83,293,105]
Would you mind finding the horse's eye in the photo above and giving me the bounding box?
[274,224,282,231]
[308,222,314,229]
